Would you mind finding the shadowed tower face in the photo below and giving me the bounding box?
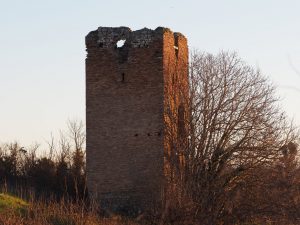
[85,26,188,212]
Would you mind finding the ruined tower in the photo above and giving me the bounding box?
[86,26,188,212]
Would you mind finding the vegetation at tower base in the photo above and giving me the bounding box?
[0,193,141,225]
[0,50,300,224]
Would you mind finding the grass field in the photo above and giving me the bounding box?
[0,192,142,225]
[0,193,28,214]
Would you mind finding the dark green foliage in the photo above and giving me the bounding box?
[0,143,86,201]
[0,120,87,201]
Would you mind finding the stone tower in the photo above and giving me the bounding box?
[85,26,188,212]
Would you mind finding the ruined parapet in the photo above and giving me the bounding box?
[86,26,188,214]
[86,26,168,48]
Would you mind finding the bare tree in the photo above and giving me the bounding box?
[46,133,55,160]
[67,119,86,153]
[57,130,71,165]
[164,51,298,224]
[67,119,86,200]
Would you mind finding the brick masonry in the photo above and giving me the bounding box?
[85,26,188,211]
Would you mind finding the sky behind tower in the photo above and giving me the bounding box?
[0,0,300,147]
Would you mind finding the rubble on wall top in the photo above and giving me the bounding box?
[86,26,186,49]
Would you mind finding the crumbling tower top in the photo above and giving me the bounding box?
[86,26,186,50]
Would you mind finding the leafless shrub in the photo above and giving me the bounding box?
[163,50,300,224]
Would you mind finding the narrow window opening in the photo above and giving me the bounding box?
[116,39,126,48]
[174,37,179,58]
[98,42,104,48]
[178,104,185,137]
[117,40,129,63]
[121,73,125,83]
[174,45,179,58]
[172,73,175,84]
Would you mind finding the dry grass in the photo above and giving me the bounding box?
[0,193,141,225]
[0,193,28,214]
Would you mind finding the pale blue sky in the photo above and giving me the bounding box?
[0,0,300,146]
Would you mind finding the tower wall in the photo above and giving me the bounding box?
[85,26,188,211]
